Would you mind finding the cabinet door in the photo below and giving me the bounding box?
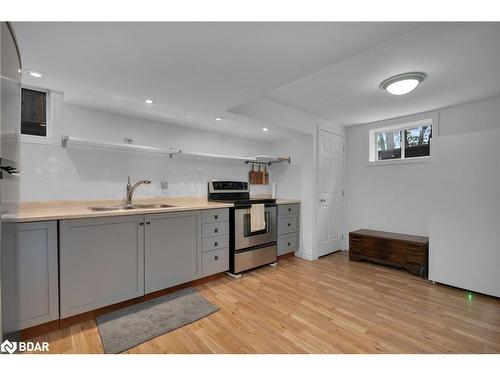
[145,211,201,294]
[3,222,59,330]
[60,215,145,318]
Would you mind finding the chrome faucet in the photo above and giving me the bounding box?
[126,177,151,206]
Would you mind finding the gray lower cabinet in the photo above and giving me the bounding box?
[4,221,59,330]
[59,215,145,318]
[277,204,301,256]
[201,209,229,277]
[144,211,202,293]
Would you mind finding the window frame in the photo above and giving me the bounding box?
[20,86,63,146]
[21,85,51,139]
[367,112,438,166]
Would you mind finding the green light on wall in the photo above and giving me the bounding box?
[466,292,474,302]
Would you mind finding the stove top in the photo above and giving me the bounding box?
[207,180,275,207]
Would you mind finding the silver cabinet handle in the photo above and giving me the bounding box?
[139,222,144,226]
[146,221,151,225]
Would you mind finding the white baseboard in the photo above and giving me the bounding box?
[294,251,317,261]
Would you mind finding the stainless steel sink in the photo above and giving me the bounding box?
[132,203,176,209]
[88,203,176,212]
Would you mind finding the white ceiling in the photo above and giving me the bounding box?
[266,23,500,126]
[12,22,500,139]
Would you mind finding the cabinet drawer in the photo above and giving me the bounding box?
[278,214,299,235]
[349,234,362,253]
[202,208,229,224]
[202,235,229,252]
[406,243,426,265]
[278,204,300,216]
[278,233,299,256]
[202,222,229,238]
[361,237,405,263]
[202,248,229,277]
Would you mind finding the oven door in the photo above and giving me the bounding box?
[234,205,277,250]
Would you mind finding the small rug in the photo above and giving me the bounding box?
[96,287,219,353]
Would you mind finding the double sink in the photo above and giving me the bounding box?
[88,203,175,212]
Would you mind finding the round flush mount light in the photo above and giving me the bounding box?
[215,116,223,121]
[262,127,269,132]
[144,99,155,104]
[380,72,427,95]
[26,70,46,78]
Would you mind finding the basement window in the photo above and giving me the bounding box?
[369,118,433,163]
[21,88,47,137]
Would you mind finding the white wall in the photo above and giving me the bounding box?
[429,129,500,297]
[272,134,315,259]
[20,104,274,201]
[345,96,500,240]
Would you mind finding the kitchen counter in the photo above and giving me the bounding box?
[275,199,301,205]
[4,197,301,223]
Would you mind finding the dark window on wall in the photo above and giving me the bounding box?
[404,125,432,158]
[376,130,402,160]
[21,88,47,137]
[372,119,433,162]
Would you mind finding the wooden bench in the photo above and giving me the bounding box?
[349,229,428,277]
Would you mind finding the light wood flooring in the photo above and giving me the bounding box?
[32,251,500,353]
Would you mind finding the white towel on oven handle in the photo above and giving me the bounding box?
[250,204,266,232]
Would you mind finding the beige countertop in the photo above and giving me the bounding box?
[4,197,301,223]
[275,199,301,205]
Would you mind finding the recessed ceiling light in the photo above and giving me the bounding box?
[144,99,155,104]
[262,127,269,132]
[26,70,46,78]
[380,72,427,95]
[215,117,223,121]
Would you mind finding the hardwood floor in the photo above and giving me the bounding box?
[31,252,500,354]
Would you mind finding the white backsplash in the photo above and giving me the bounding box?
[20,103,276,202]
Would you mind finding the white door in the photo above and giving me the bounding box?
[316,130,344,257]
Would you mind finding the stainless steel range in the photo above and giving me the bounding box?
[208,181,277,276]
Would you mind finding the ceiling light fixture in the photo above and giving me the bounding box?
[26,70,46,78]
[144,99,155,104]
[215,117,223,121]
[380,72,427,95]
[262,127,269,132]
